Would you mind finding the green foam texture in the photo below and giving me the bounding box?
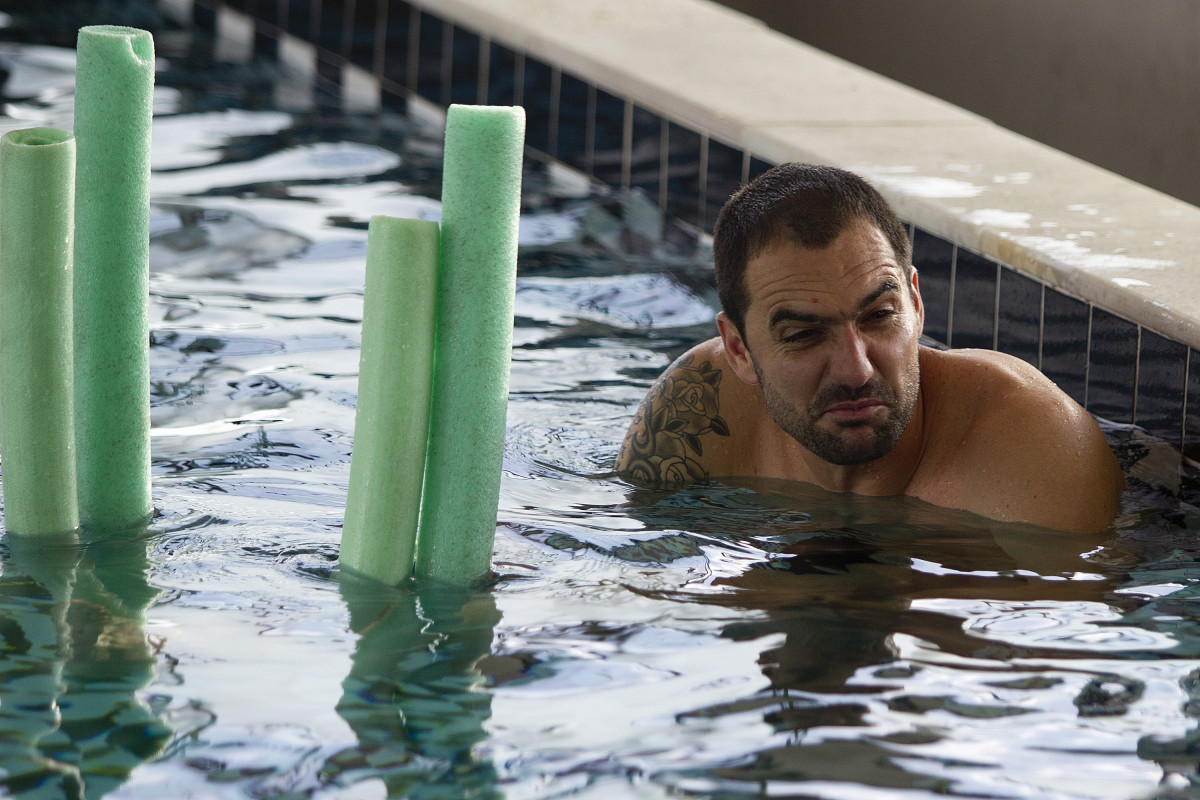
[72,26,155,533]
[415,105,525,585]
[342,216,440,585]
[0,128,80,535]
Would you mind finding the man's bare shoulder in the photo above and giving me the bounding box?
[918,348,1124,531]
[922,347,1087,423]
[615,338,755,486]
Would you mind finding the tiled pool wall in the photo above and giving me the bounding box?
[165,0,1200,465]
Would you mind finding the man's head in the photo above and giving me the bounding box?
[713,163,913,336]
[713,164,923,467]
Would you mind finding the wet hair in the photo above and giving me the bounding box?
[713,163,912,334]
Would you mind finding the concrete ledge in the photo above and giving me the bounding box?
[412,0,1200,351]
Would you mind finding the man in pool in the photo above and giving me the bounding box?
[616,163,1124,532]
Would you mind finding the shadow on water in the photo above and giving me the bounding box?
[327,573,501,798]
[0,531,170,798]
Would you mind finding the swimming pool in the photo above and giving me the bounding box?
[4,4,1200,799]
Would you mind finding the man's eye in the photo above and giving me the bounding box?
[783,329,820,344]
[867,308,897,323]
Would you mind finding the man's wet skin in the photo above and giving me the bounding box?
[619,219,1123,531]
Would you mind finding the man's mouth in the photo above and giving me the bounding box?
[823,398,886,424]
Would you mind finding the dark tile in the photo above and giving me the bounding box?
[665,123,703,229]
[629,105,664,204]
[1136,329,1188,446]
[949,247,997,350]
[556,72,589,169]
[748,156,773,185]
[911,228,952,346]
[194,2,217,32]
[522,57,555,155]
[317,0,344,55]
[486,43,518,107]
[414,11,447,105]
[254,26,279,60]
[447,26,480,106]
[284,0,310,38]
[1087,308,1138,424]
[1185,350,1200,463]
[315,52,343,109]
[227,0,253,13]
[592,87,626,185]
[1041,288,1089,406]
[996,266,1041,367]
[348,0,380,71]
[705,137,743,233]
[379,0,413,89]
[256,0,283,26]
[381,84,407,113]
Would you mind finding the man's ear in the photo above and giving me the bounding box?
[909,268,924,333]
[717,312,760,386]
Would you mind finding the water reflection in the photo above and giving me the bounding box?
[330,574,500,798]
[0,532,169,798]
[611,478,1179,794]
[1139,667,1200,795]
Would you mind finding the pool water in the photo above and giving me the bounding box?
[4,10,1200,799]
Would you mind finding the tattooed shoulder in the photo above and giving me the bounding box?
[616,352,732,487]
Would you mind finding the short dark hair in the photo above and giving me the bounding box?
[712,163,912,334]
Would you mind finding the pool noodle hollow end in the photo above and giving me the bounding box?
[6,128,74,148]
[78,25,155,62]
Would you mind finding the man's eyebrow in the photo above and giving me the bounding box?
[859,277,903,310]
[768,278,903,329]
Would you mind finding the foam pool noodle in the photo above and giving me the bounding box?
[342,216,440,585]
[0,128,80,536]
[72,26,155,534]
[415,105,525,586]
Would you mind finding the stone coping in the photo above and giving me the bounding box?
[413,0,1200,352]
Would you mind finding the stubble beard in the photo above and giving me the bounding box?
[753,357,920,467]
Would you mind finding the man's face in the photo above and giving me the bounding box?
[726,219,923,466]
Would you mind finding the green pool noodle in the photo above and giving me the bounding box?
[415,104,525,585]
[0,128,79,535]
[342,216,440,585]
[72,26,155,533]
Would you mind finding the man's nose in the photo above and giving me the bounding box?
[827,327,874,387]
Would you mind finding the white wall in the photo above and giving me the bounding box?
[715,0,1200,207]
